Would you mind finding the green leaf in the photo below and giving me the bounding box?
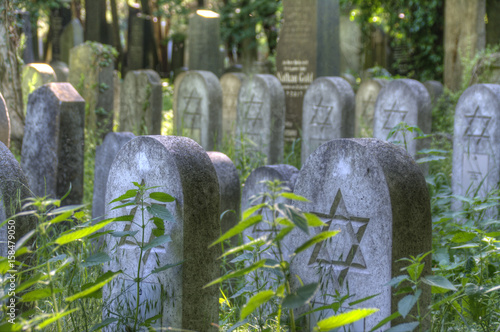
[230,253,253,263]
[304,213,327,227]
[37,309,78,329]
[242,203,267,220]
[219,237,266,258]
[485,285,500,293]
[47,204,85,216]
[294,230,339,255]
[110,190,137,203]
[111,201,135,210]
[55,219,114,245]
[240,290,275,320]
[277,203,309,235]
[110,230,138,238]
[282,283,319,309]
[348,293,381,306]
[274,226,294,242]
[147,204,173,221]
[90,318,119,332]
[279,192,310,202]
[204,259,266,288]
[385,275,409,288]
[21,288,64,302]
[398,290,421,318]
[314,308,379,331]
[49,211,73,224]
[416,155,446,164]
[385,322,420,332]
[149,192,175,202]
[152,260,184,274]
[142,234,172,251]
[82,252,111,268]
[112,215,135,222]
[451,244,479,249]
[369,311,401,331]
[210,215,262,247]
[152,217,165,237]
[16,273,45,293]
[421,275,456,292]
[450,231,476,243]
[65,270,122,302]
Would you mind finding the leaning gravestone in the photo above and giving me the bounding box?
[120,70,163,135]
[174,70,222,151]
[21,63,57,114]
[21,83,85,205]
[236,74,285,164]
[220,72,246,138]
[92,132,135,221]
[355,78,388,137]
[188,10,222,77]
[102,136,220,331]
[60,18,84,64]
[452,84,500,206]
[290,138,432,330]
[0,93,11,148]
[373,79,431,157]
[301,77,354,164]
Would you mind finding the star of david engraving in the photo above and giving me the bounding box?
[308,189,369,287]
[464,106,491,145]
[182,89,202,132]
[383,101,408,130]
[310,97,334,138]
[242,94,264,132]
[361,94,375,118]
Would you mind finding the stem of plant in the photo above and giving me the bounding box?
[133,189,145,331]
[47,260,63,332]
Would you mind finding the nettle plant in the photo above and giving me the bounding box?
[206,180,378,332]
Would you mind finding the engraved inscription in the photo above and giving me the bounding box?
[242,94,264,147]
[383,101,408,130]
[464,106,491,145]
[462,153,489,195]
[309,97,334,149]
[182,89,202,142]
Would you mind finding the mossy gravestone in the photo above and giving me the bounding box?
[175,70,222,151]
[290,138,432,330]
[21,83,85,205]
[236,74,285,164]
[21,63,56,115]
[0,93,11,148]
[301,77,354,164]
[120,70,163,135]
[102,136,220,331]
[355,78,388,137]
[220,72,246,138]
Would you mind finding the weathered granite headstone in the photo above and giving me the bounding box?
[120,70,163,135]
[127,5,146,71]
[92,132,135,221]
[424,80,444,104]
[301,77,354,164]
[373,79,431,157]
[102,136,220,331]
[50,61,69,82]
[452,84,500,205]
[21,83,85,205]
[0,93,11,148]
[69,42,114,138]
[174,70,222,151]
[21,63,56,114]
[188,10,222,77]
[355,78,388,137]
[60,18,84,64]
[220,72,246,138]
[290,138,431,330]
[236,74,285,164]
[172,71,187,119]
[276,0,340,139]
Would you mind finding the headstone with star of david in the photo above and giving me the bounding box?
[221,72,246,139]
[452,84,500,208]
[354,78,388,138]
[102,135,220,331]
[373,79,431,158]
[236,74,285,164]
[174,70,222,151]
[289,138,432,331]
[301,77,354,164]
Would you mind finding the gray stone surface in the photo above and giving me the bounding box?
[355,78,388,137]
[290,138,431,331]
[60,18,84,64]
[21,63,56,115]
[236,74,285,164]
[50,61,69,82]
[452,84,500,205]
[102,136,220,331]
[340,15,362,74]
[172,71,187,121]
[424,80,444,104]
[220,72,246,138]
[0,93,11,148]
[21,83,85,205]
[127,5,146,71]
[373,79,431,157]
[92,132,135,221]
[120,70,163,135]
[113,70,121,130]
[302,77,354,164]
[175,70,222,151]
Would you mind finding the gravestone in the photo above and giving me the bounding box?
[236,74,285,164]
[50,61,69,82]
[60,18,84,64]
[355,78,388,137]
[373,79,431,157]
[120,70,163,135]
[220,72,246,138]
[21,83,85,205]
[452,84,500,205]
[188,10,222,77]
[21,63,56,114]
[290,138,432,330]
[276,0,340,139]
[172,71,187,120]
[69,42,114,138]
[21,12,35,64]
[49,6,71,62]
[340,15,362,74]
[0,93,11,148]
[113,70,121,130]
[207,151,240,246]
[102,136,220,331]
[127,5,146,71]
[424,80,444,104]
[174,70,222,151]
[301,77,354,164]
[92,132,135,221]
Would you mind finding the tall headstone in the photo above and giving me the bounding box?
[355,78,388,137]
[187,10,222,77]
[50,6,71,62]
[276,0,340,139]
[452,84,500,204]
[291,138,431,330]
[85,0,107,43]
[92,132,135,221]
[340,15,362,74]
[60,18,84,64]
[236,74,285,164]
[301,77,354,164]
[102,136,220,331]
[424,80,444,104]
[21,83,85,205]
[127,5,146,71]
[0,93,11,148]
[50,61,69,82]
[21,12,35,64]
[120,70,163,135]
[21,63,57,114]
[174,70,222,151]
[373,79,431,157]
[220,72,246,138]
[69,42,115,138]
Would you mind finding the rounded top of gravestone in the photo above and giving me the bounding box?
[23,63,56,77]
[244,164,299,193]
[195,9,220,18]
[220,72,246,83]
[423,80,444,102]
[127,69,161,84]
